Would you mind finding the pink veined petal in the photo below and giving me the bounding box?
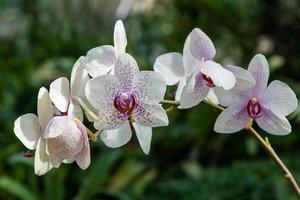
[261,80,298,116]
[38,87,54,132]
[68,100,83,122]
[82,45,116,77]
[34,138,52,176]
[153,52,185,85]
[100,120,132,148]
[70,56,89,97]
[214,87,246,107]
[85,75,119,109]
[132,122,152,155]
[133,103,169,127]
[94,106,127,130]
[114,20,127,57]
[225,65,256,90]
[49,77,70,113]
[134,71,166,104]
[178,76,210,109]
[114,53,139,87]
[175,78,186,101]
[189,28,216,61]
[200,61,236,90]
[247,54,269,95]
[214,104,250,134]
[256,106,291,135]
[75,123,90,170]
[44,116,76,139]
[183,32,199,76]
[13,113,41,150]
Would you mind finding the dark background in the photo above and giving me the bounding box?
[0,0,300,199]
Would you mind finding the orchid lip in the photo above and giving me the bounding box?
[247,97,262,119]
[194,73,215,92]
[113,91,137,118]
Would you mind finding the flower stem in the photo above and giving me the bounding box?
[160,100,180,106]
[202,99,300,197]
[72,97,99,122]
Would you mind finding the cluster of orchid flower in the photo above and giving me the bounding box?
[13,20,298,176]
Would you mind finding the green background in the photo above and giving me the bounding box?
[0,0,300,199]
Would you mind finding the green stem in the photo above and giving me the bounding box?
[72,97,98,122]
[160,100,180,106]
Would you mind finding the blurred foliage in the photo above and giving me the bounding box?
[0,0,300,199]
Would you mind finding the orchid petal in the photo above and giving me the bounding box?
[49,77,70,113]
[75,124,90,170]
[85,75,119,109]
[175,78,186,101]
[214,87,246,107]
[206,89,219,105]
[133,103,169,127]
[70,56,89,97]
[34,138,52,176]
[134,71,166,103]
[83,45,116,77]
[100,121,132,148]
[94,107,127,130]
[153,52,185,85]
[248,54,269,94]
[262,80,298,116]
[256,107,291,135]
[201,61,236,90]
[114,53,139,86]
[38,87,54,132]
[114,20,127,57]
[132,122,152,155]
[68,100,83,122]
[214,104,250,133]
[225,65,256,90]
[183,32,199,76]
[189,28,216,61]
[13,114,41,150]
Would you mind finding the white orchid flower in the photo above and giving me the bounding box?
[85,53,168,154]
[82,20,127,77]
[154,28,236,108]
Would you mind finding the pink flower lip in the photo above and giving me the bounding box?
[113,92,136,118]
[201,74,215,87]
[247,97,261,119]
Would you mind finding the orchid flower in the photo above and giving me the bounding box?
[14,87,54,175]
[154,28,236,108]
[82,20,127,77]
[85,53,168,154]
[214,54,298,135]
[49,56,90,122]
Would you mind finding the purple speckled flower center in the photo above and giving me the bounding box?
[247,98,261,119]
[113,92,136,118]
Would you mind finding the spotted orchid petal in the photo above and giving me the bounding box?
[71,56,89,97]
[85,75,119,109]
[34,138,52,176]
[114,53,139,87]
[83,45,116,77]
[262,80,298,116]
[153,52,185,85]
[200,61,236,90]
[100,121,132,148]
[75,123,90,170]
[134,71,166,103]
[248,54,269,95]
[68,100,83,122]
[214,104,250,133]
[114,20,127,57]
[49,77,70,113]
[13,113,41,150]
[256,107,291,135]
[38,87,54,132]
[132,122,152,155]
[94,106,127,130]
[189,28,216,61]
[133,103,169,127]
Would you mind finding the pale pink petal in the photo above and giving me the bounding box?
[256,107,291,135]
[132,122,152,155]
[94,107,127,130]
[214,104,250,133]
[189,28,216,61]
[206,89,219,105]
[13,113,41,150]
[70,56,89,97]
[34,138,52,176]
[153,52,185,85]
[75,124,90,170]
[133,71,166,103]
[183,32,199,76]
[38,87,54,132]
[85,75,119,109]
[248,54,269,95]
[133,103,169,127]
[225,65,256,90]
[114,20,127,57]
[82,45,116,77]
[175,78,186,101]
[49,77,70,113]
[114,53,139,87]
[262,80,298,116]
[214,87,246,107]
[100,121,132,148]
[68,100,83,121]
